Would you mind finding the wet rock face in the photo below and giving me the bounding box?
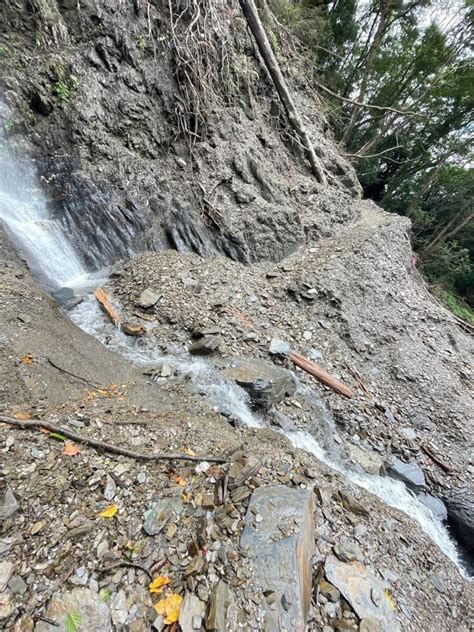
[240,485,315,631]
[444,486,474,553]
[219,357,297,409]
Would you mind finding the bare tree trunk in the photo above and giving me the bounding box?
[238,0,326,185]
[342,0,394,145]
[421,210,473,258]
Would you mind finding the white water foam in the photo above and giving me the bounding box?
[70,295,464,573]
[0,103,87,289]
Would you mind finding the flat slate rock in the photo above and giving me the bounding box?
[219,357,296,409]
[387,457,426,491]
[34,588,112,631]
[240,485,315,631]
[143,497,183,536]
[325,556,398,631]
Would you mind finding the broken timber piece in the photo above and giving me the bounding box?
[289,351,353,398]
[95,287,121,327]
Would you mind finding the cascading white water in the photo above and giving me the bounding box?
[69,297,467,574]
[0,103,88,290]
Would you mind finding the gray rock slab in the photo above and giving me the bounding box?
[0,487,19,520]
[387,457,426,490]
[219,357,296,409]
[179,593,206,632]
[240,485,315,631]
[417,493,447,522]
[348,444,384,475]
[325,556,397,631]
[143,497,183,536]
[138,288,161,309]
[34,588,112,631]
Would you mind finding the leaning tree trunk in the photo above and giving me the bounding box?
[238,0,326,185]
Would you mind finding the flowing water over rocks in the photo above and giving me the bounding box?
[0,1,473,628]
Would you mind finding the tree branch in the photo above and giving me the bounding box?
[0,416,227,464]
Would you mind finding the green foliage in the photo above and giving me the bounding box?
[65,610,82,632]
[3,119,14,133]
[52,74,79,104]
[279,0,473,310]
[0,45,8,56]
[439,291,474,325]
[99,588,112,603]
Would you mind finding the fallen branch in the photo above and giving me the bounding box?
[239,0,326,184]
[99,561,153,581]
[0,416,227,464]
[95,287,121,327]
[289,352,353,399]
[421,444,453,473]
[313,80,422,117]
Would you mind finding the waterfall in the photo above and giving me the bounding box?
[0,102,87,290]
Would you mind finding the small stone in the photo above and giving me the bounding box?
[122,322,146,336]
[143,498,183,536]
[179,593,205,632]
[206,580,230,630]
[110,589,128,625]
[0,591,13,620]
[387,458,426,490]
[104,475,117,501]
[8,574,27,595]
[319,580,340,603]
[0,487,18,519]
[138,288,161,309]
[269,339,290,356]
[333,538,363,563]
[0,562,14,591]
[161,364,172,377]
[303,331,312,341]
[34,589,112,631]
[189,335,219,356]
[230,486,251,504]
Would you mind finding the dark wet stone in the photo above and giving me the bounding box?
[387,457,426,491]
[219,357,296,409]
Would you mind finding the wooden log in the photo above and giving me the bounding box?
[95,287,121,327]
[289,351,353,399]
[238,0,326,185]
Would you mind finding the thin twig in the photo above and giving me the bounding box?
[421,444,453,473]
[0,416,227,464]
[47,358,101,388]
[99,561,153,581]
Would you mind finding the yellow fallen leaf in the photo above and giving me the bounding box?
[175,476,187,487]
[99,504,118,518]
[154,594,182,624]
[184,447,196,456]
[385,589,396,610]
[63,443,81,456]
[14,411,30,420]
[21,354,33,365]
[149,576,170,594]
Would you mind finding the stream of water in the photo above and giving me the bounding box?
[0,109,467,576]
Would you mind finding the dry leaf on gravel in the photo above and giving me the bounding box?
[149,576,170,594]
[63,443,81,456]
[175,476,187,487]
[13,411,30,420]
[154,594,182,624]
[98,504,118,518]
[21,354,33,365]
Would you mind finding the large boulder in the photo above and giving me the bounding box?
[444,486,474,553]
[240,485,315,631]
[219,357,296,409]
